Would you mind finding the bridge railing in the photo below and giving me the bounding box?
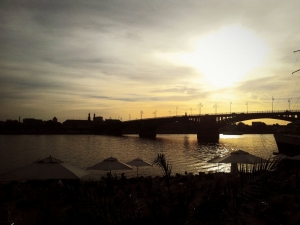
[199,109,300,116]
[122,109,300,122]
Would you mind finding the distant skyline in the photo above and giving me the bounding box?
[1,0,300,124]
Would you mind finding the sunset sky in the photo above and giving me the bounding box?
[1,0,300,123]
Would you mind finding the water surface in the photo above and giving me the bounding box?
[0,134,278,179]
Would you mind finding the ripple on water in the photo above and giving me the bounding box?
[0,134,277,179]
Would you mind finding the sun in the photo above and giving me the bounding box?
[178,26,268,88]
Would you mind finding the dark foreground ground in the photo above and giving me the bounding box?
[1,160,300,225]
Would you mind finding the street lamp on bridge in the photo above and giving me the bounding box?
[153,110,157,118]
[140,111,143,120]
[230,101,232,113]
[197,103,203,115]
[176,106,178,116]
[246,102,248,113]
[272,96,274,112]
[213,104,219,114]
[288,98,291,111]
[190,108,192,116]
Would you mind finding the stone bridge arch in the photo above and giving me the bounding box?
[216,112,299,128]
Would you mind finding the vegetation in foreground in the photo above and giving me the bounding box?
[1,154,300,225]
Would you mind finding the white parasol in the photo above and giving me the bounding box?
[207,150,266,174]
[87,157,133,174]
[0,155,88,182]
[126,158,152,177]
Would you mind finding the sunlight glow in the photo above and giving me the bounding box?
[179,26,268,88]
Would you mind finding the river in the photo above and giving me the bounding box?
[0,134,279,180]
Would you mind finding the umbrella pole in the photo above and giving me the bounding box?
[231,163,238,174]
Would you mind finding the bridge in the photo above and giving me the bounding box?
[100,110,300,142]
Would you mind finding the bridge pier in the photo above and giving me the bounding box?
[197,129,219,143]
[139,129,156,138]
[96,120,123,136]
[197,116,219,143]
[139,121,157,138]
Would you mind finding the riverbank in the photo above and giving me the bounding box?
[1,159,300,225]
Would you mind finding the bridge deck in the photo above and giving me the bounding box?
[122,110,300,123]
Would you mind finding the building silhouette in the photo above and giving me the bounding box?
[63,113,103,133]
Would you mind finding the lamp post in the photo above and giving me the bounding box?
[213,104,218,114]
[272,96,274,112]
[140,111,143,120]
[288,98,291,111]
[190,108,192,116]
[230,101,232,114]
[129,114,131,120]
[197,103,203,115]
[176,107,178,116]
[169,111,171,116]
[153,110,157,118]
[246,102,248,113]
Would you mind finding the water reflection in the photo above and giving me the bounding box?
[183,136,190,154]
[0,134,278,179]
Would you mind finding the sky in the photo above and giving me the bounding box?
[1,0,300,123]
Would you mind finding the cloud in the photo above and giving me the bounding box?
[1,0,300,121]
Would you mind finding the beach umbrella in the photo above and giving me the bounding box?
[273,154,290,160]
[207,150,265,174]
[207,156,223,172]
[0,155,89,222]
[207,156,222,163]
[0,155,89,182]
[87,157,133,174]
[126,158,152,177]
